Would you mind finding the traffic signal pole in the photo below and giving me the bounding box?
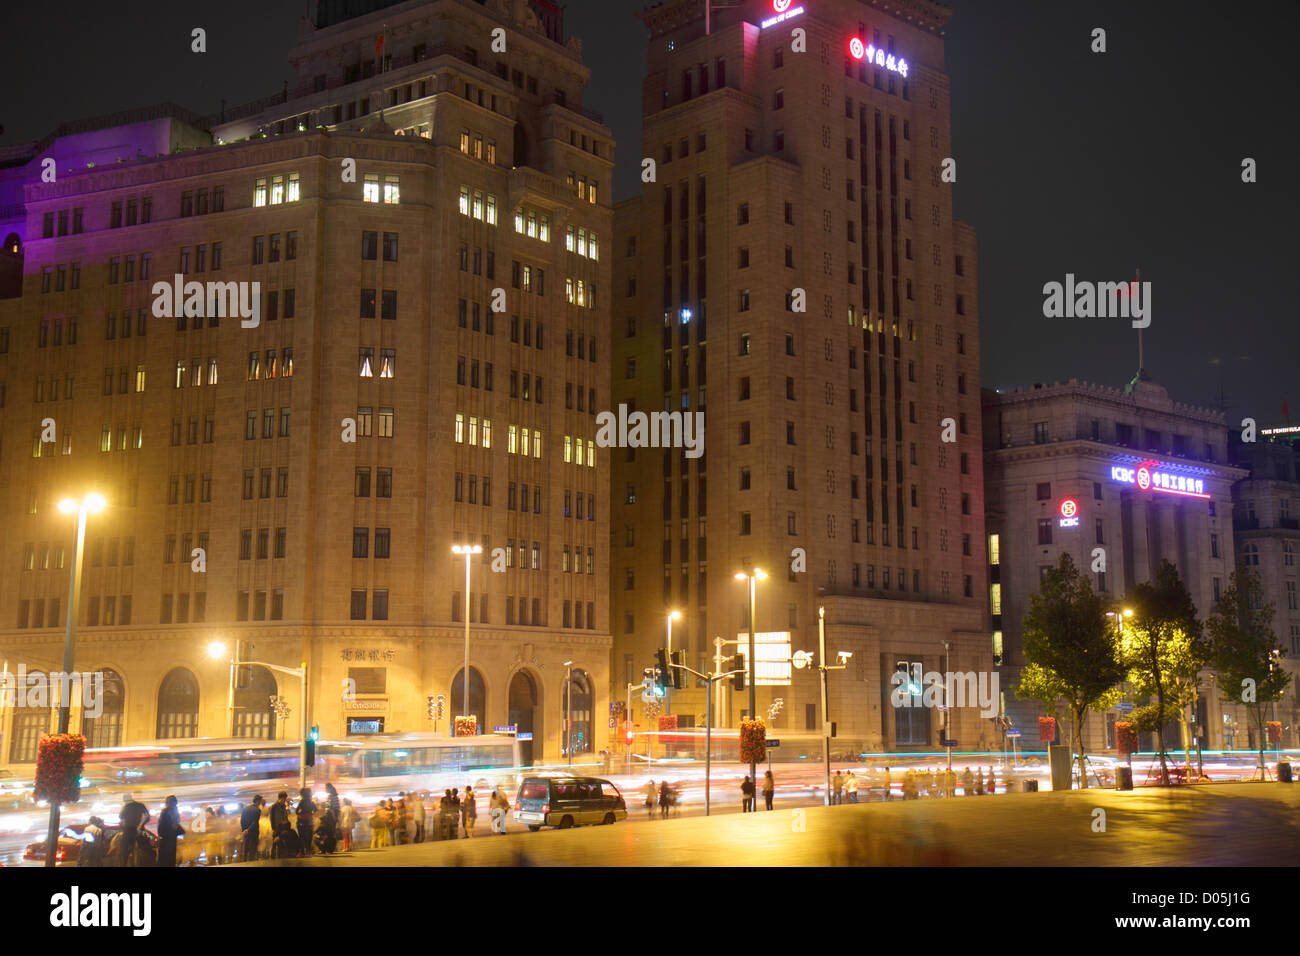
[668,657,743,817]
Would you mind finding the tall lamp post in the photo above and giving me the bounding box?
[733,568,767,783]
[451,544,483,735]
[563,660,574,765]
[794,607,851,806]
[44,493,106,867]
[208,642,308,788]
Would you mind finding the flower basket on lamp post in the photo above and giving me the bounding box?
[1116,721,1138,769]
[454,715,477,737]
[34,734,85,806]
[1037,716,1057,743]
[739,718,767,766]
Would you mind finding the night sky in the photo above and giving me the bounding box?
[2,0,1296,425]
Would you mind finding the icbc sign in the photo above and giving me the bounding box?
[1059,498,1080,528]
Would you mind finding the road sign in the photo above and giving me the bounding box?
[493,724,517,734]
[516,732,533,741]
[767,739,781,749]
[1005,730,1022,738]
[1115,701,1133,713]
[940,738,959,747]
[608,717,616,729]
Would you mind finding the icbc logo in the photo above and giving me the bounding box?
[774,0,793,11]
[1136,465,1152,491]
[1060,499,1078,519]
[849,36,865,59]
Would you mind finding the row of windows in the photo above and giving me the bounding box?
[165,473,213,504]
[453,474,493,505]
[507,425,542,456]
[508,482,542,513]
[350,527,390,559]
[242,468,290,499]
[163,533,209,564]
[659,132,708,165]
[563,436,596,467]
[361,230,397,261]
[244,408,293,439]
[246,348,295,380]
[564,277,597,309]
[239,589,285,621]
[179,187,225,218]
[510,260,545,294]
[239,527,289,560]
[565,171,598,205]
[458,186,499,223]
[42,207,88,238]
[564,490,596,520]
[13,597,63,628]
[350,406,395,438]
[359,288,399,319]
[561,547,596,574]
[39,262,82,292]
[354,467,394,497]
[455,357,494,389]
[564,226,599,260]
[177,357,219,388]
[564,382,599,414]
[561,600,597,629]
[459,128,498,164]
[514,208,551,242]
[251,233,294,265]
[19,541,72,570]
[253,173,302,207]
[170,415,216,445]
[105,310,145,339]
[358,348,395,378]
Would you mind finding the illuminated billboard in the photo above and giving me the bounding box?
[736,631,792,685]
[1109,460,1210,500]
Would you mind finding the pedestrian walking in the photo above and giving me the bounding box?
[412,791,426,843]
[883,766,893,800]
[832,770,844,805]
[987,767,996,795]
[645,779,657,816]
[763,770,775,811]
[945,767,957,797]
[339,799,357,851]
[740,775,755,812]
[240,795,263,862]
[489,788,509,834]
[78,816,109,868]
[846,771,859,804]
[395,795,409,845]
[325,782,341,819]
[156,796,184,868]
[462,786,477,836]
[109,801,154,868]
[659,780,671,819]
[295,788,316,856]
[369,802,390,848]
[975,767,986,796]
[961,767,975,795]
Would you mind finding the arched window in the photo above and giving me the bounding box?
[82,669,124,748]
[156,668,199,739]
[1244,543,1260,566]
[8,671,49,763]
[563,670,593,757]
[450,667,486,734]
[3,232,20,256]
[234,665,277,739]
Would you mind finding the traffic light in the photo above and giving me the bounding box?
[625,726,634,746]
[305,725,319,766]
[730,654,746,691]
[427,695,437,718]
[435,694,446,720]
[655,649,669,687]
[669,650,684,690]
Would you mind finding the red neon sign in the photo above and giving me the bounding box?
[1059,499,1078,519]
[849,36,866,60]
[773,0,793,11]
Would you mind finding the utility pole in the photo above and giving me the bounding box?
[795,608,851,806]
[666,655,744,816]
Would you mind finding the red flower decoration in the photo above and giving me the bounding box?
[1115,721,1139,756]
[658,715,678,732]
[739,719,767,764]
[454,715,478,737]
[1266,721,1283,744]
[34,734,85,805]
[1038,716,1057,742]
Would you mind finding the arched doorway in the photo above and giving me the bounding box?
[234,666,277,739]
[8,671,49,763]
[508,670,541,766]
[156,668,199,739]
[3,232,19,255]
[82,669,124,747]
[450,667,486,735]
[563,670,593,758]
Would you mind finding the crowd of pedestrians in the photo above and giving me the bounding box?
[77,780,517,866]
[825,766,999,802]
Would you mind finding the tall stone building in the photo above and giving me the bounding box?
[982,374,1249,752]
[611,0,992,752]
[0,0,613,769]
[1230,427,1300,749]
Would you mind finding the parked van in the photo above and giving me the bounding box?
[513,776,628,830]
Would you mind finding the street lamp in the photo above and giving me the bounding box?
[734,568,767,783]
[563,660,574,765]
[209,641,309,788]
[44,493,106,867]
[794,607,851,806]
[451,544,483,736]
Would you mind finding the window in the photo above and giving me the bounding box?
[1036,482,1052,501]
[1037,518,1053,545]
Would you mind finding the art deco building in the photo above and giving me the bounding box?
[982,374,1252,753]
[611,0,993,752]
[1230,427,1300,749]
[0,0,612,769]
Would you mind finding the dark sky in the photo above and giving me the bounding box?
[2,0,1296,426]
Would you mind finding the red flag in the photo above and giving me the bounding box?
[375,33,384,56]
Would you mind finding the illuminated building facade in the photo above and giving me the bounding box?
[0,0,612,769]
[612,0,993,752]
[982,374,1251,752]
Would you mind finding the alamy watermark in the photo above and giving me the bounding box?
[152,274,261,328]
[1042,274,1151,328]
[594,404,704,459]
[889,669,999,718]
[1,666,104,718]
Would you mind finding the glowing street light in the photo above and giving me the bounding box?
[451,544,483,735]
[734,568,767,782]
[44,493,106,867]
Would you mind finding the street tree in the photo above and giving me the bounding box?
[1016,552,1125,788]
[1205,566,1291,778]
[1123,560,1204,786]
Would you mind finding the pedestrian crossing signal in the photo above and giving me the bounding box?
[729,654,746,691]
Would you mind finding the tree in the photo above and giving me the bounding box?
[1205,566,1291,778]
[1122,559,1204,785]
[1016,553,1125,788]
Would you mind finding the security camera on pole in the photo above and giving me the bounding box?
[793,607,852,806]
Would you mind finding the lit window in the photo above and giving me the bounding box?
[578,228,587,257]
[472,190,484,220]
[589,233,598,260]
[287,172,300,202]
[460,186,471,216]
[469,416,478,446]
[485,194,497,225]
[564,435,572,462]
[566,226,575,252]
[270,174,285,205]
[482,419,492,448]
[515,210,525,233]
[990,583,1002,615]
[383,176,400,204]
[586,440,593,466]
[508,425,518,454]
[254,178,268,206]
[988,534,1000,565]
[379,349,394,378]
[364,175,380,203]
[566,278,575,304]
[536,431,543,459]
[540,217,549,242]
[527,212,538,238]
[460,130,470,154]
[521,428,530,457]
[455,413,465,443]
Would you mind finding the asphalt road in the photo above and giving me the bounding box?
[235,782,1300,867]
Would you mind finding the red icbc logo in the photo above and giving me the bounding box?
[1136,465,1152,491]
[848,36,866,59]
[1060,499,1078,519]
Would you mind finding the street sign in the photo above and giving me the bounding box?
[767,739,781,749]
[608,717,616,729]
[516,732,533,741]
[1115,701,1134,713]
[940,738,959,747]
[493,724,517,734]
[1005,730,1022,738]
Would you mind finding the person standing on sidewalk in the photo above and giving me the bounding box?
[339,798,357,851]
[462,786,478,837]
[762,770,775,810]
[411,792,426,843]
[831,770,844,805]
[739,775,754,812]
[644,779,657,816]
[845,771,859,804]
[987,767,996,795]
[489,788,509,834]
